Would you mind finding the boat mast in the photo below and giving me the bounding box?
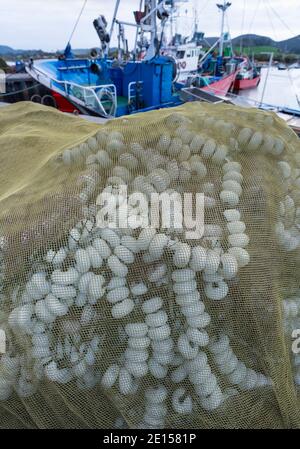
[194,0,198,34]
[107,0,121,56]
[170,2,174,41]
[144,0,158,60]
[110,0,169,61]
[217,1,231,57]
[134,0,143,57]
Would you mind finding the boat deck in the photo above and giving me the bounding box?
[277,113,300,135]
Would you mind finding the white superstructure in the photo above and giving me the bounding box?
[174,42,204,82]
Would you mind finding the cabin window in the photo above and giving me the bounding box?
[186,52,191,58]
[176,51,185,59]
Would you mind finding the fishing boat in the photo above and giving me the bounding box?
[278,63,287,71]
[167,1,244,97]
[182,63,240,98]
[161,4,206,83]
[234,59,261,91]
[172,31,241,96]
[173,40,205,83]
[26,1,183,118]
[25,0,244,118]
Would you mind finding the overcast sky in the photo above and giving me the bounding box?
[0,0,299,51]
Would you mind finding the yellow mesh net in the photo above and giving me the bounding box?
[0,100,300,429]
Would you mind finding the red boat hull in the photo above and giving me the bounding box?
[234,75,261,91]
[202,71,238,96]
[52,91,80,114]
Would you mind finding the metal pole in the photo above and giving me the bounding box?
[108,0,121,54]
[199,38,221,65]
[141,0,161,24]
[134,0,143,57]
[260,52,273,107]
[217,1,231,57]
[219,0,226,57]
[144,0,158,61]
[170,8,173,40]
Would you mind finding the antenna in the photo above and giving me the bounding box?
[216,1,232,56]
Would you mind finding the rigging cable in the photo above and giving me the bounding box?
[266,0,298,37]
[246,0,262,55]
[197,81,299,115]
[264,0,300,108]
[0,83,42,97]
[286,69,300,108]
[225,13,234,56]
[247,0,262,35]
[263,0,279,42]
[240,0,246,54]
[199,0,211,14]
[67,0,88,46]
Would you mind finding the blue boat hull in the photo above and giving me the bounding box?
[26,56,183,118]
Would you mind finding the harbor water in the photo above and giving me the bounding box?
[239,67,300,112]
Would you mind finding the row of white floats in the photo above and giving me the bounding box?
[1,109,290,425]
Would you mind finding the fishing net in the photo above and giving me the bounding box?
[0,100,300,429]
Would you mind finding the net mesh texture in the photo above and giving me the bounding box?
[0,100,299,429]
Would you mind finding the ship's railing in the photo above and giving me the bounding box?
[51,79,117,118]
[187,82,300,115]
[28,65,117,118]
[57,65,89,71]
[128,81,144,106]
